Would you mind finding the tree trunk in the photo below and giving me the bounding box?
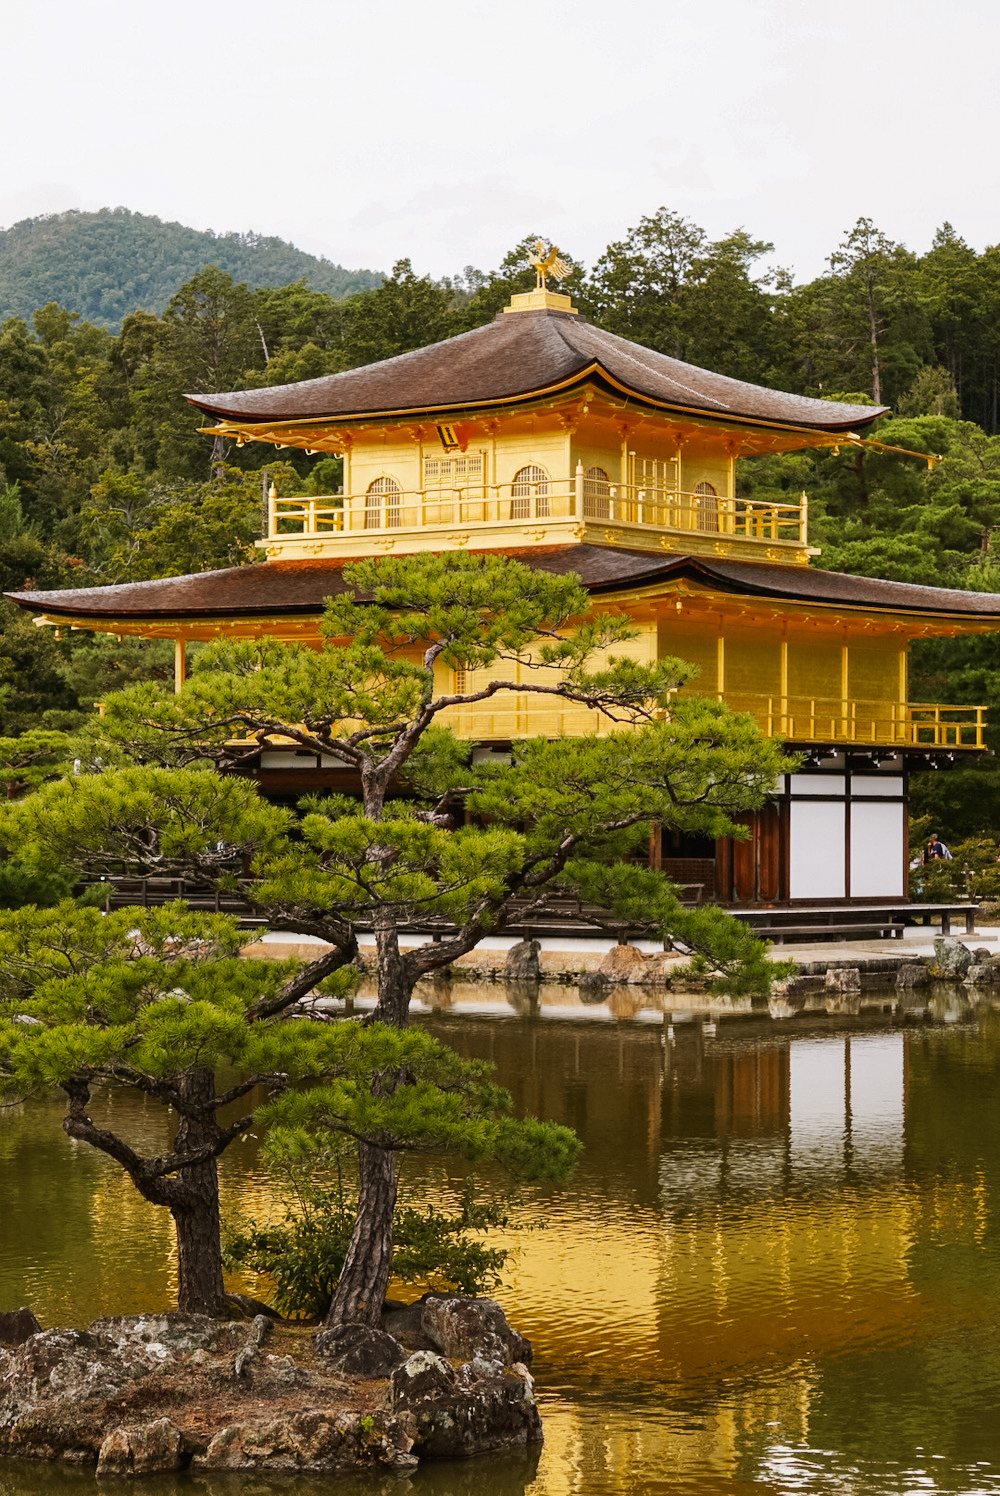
[855,449,868,521]
[172,1069,227,1315]
[325,1142,398,1328]
[867,282,881,404]
[371,911,414,1028]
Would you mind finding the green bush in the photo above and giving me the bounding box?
[223,1134,521,1320]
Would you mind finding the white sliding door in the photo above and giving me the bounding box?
[850,800,904,897]
[789,800,846,899]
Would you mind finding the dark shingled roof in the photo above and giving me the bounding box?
[9,548,1000,621]
[186,310,885,433]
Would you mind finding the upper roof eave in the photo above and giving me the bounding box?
[193,361,879,442]
[184,309,887,437]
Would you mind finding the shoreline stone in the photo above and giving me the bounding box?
[932,937,974,978]
[505,939,541,981]
[0,1308,41,1346]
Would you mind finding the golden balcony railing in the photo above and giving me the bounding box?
[438,694,986,750]
[267,477,808,550]
[221,697,985,758]
[713,692,987,749]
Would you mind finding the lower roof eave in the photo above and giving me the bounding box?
[8,545,1000,627]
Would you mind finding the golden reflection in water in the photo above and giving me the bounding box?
[5,995,1000,1494]
[420,1004,1000,1494]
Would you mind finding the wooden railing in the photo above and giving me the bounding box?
[268,476,808,549]
[715,693,987,748]
[441,694,987,748]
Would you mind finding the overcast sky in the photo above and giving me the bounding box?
[3,0,997,285]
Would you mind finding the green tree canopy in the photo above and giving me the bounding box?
[0,899,579,1317]
[0,551,793,1326]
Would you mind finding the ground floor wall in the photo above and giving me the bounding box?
[243,753,913,910]
[664,758,909,905]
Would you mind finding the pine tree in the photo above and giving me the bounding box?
[2,551,795,1326]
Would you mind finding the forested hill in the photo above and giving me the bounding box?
[0,209,383,329]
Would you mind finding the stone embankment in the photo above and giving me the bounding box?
[0,1295,540,1479]
[768,937,1000,1015]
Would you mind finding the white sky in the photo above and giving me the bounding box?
[2,0,998,285]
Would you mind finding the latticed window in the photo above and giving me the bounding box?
[365,476,402,529]
[696,481,719,533]
[583,465,611,519]
[510,465,549,520]
[424,455,483,484]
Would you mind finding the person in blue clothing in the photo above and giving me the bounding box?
[924,834,953,863]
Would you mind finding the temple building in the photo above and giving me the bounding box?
[10,269,1000,913]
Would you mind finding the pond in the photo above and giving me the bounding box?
[3,979,1000,1494]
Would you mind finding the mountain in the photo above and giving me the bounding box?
[0,208,383,329]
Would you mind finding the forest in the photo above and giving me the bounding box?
[0,209,382,329]
[3,207,1000,848]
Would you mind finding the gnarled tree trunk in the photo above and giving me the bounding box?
[172,1068,227,1315]
[325,1142,398,1328]
[371,921,414,1029]
[330,833,414,1327]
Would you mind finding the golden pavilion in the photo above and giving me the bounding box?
[11,271,1000,913]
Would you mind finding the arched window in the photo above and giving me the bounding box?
[365,476,402,530]
[510,465,550,520]
[583,465,611,519]
[696,480,719,533]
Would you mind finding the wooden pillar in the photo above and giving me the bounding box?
[715,834,734,903]
[840,641,849,742]
[174,639,187,694]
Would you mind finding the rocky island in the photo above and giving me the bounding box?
[0,1296,541,1478]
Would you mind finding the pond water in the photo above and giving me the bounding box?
[3,979,1000,1495]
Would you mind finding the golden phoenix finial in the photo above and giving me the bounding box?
[529,240,572,291]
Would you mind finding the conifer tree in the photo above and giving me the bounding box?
[1,551,794,1326]
[0,901,579,1317]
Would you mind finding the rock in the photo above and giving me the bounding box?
[505,939,541,981]
[224,1292,283,1321]
[0,1316,249,1461]
[197,1409,417,1473]
[88,1312,237,1357]
[771,976,816,997]
[391,1351,542,1460]
[0,1306,41,1345]
[965,963,998,986]
[382,1300,439,1352]
[825,967,860,992]
[96,1417,183,1476]
[234,1314,272,1378]
[315,1322,406,1378]
[933,937,973,977]
[641,952,676,983]
[597,944,649,984]
[973,947,993,960]
[577,972,611,1004]
[420,1295,532,1367]
[896,962,929,987]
